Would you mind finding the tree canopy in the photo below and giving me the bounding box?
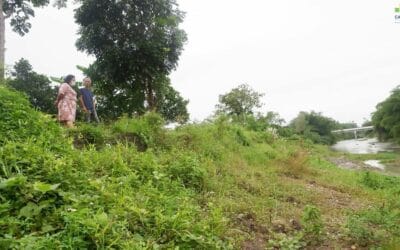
[216,84,265,118]
[3,0,67,35]
[0,0,68,79]
[74,0,188,122]
[8,58,56,114]
[371,86,400,142]
[290,111,339,145]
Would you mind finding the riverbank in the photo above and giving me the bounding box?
[331,138,400,175]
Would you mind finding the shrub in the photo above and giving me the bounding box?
[69,124,106,149]
[302,205,324,244]
[268,233,305,250]
[0,88,229,248]
[164,152,206,191]
[112,112,165,150]
[0,86,63,146]
[235,128,251,146]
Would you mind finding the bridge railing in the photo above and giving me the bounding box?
[331,126,374,133]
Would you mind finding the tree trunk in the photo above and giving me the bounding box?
[146,80,156,111]
[0,0,5,81]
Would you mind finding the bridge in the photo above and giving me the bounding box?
[331,126,374,139]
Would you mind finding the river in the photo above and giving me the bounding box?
[331,138,400,174]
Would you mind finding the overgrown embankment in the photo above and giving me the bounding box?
[1,86,400,249]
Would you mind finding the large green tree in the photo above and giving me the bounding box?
[371,86,400,142]
[74,0,187,120]
[8,58,56,114]
[0,0,68,79]
[80,64,189,122]
[290,111,339,145]
[216,84,265,118]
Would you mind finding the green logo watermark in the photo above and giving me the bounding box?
[395,5,400,22]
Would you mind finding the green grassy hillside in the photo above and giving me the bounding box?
[1,86,400,249]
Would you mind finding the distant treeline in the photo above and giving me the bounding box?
[372,86,400,143]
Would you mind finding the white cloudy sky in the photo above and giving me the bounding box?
[6,0,400,125]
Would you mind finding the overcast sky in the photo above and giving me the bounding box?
[6,0,400,125]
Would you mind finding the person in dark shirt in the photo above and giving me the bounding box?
[79,77,100,123]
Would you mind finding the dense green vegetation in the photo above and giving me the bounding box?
[372,86,400,143]
[1,86,400,249]
[215,85,357,145]
[3,1,399,248]
[216,84,265,118]
[6,58,189,123]
[289,111,356,145]
[7,58,57,114]
[4,0,189,123]
[75,0,188,121]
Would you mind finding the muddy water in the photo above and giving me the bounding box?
[331,138,398,154]
[332,138,400,174]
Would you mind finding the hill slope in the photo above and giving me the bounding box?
[0,86,399,249]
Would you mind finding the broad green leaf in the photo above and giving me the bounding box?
[0,202,11,214]
[19,202,41,218]
[33,182,60,193]
[0,176,27,190]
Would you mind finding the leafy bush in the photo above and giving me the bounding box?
[0,86,63,146]
[112,112,165,150]
[69,123,107,149]
[301,205,324,244]
[277,126,296,138]
[171,123,227,161]
[268,233,305,250]
[235,128,251,146]
[0,87,231,249]
[163,152,206,191]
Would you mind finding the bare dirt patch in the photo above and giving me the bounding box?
[236,213,269,250]
[305,181,365,211]
[328,157,383,172]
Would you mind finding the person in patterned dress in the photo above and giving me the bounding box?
[55,75,77,128]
